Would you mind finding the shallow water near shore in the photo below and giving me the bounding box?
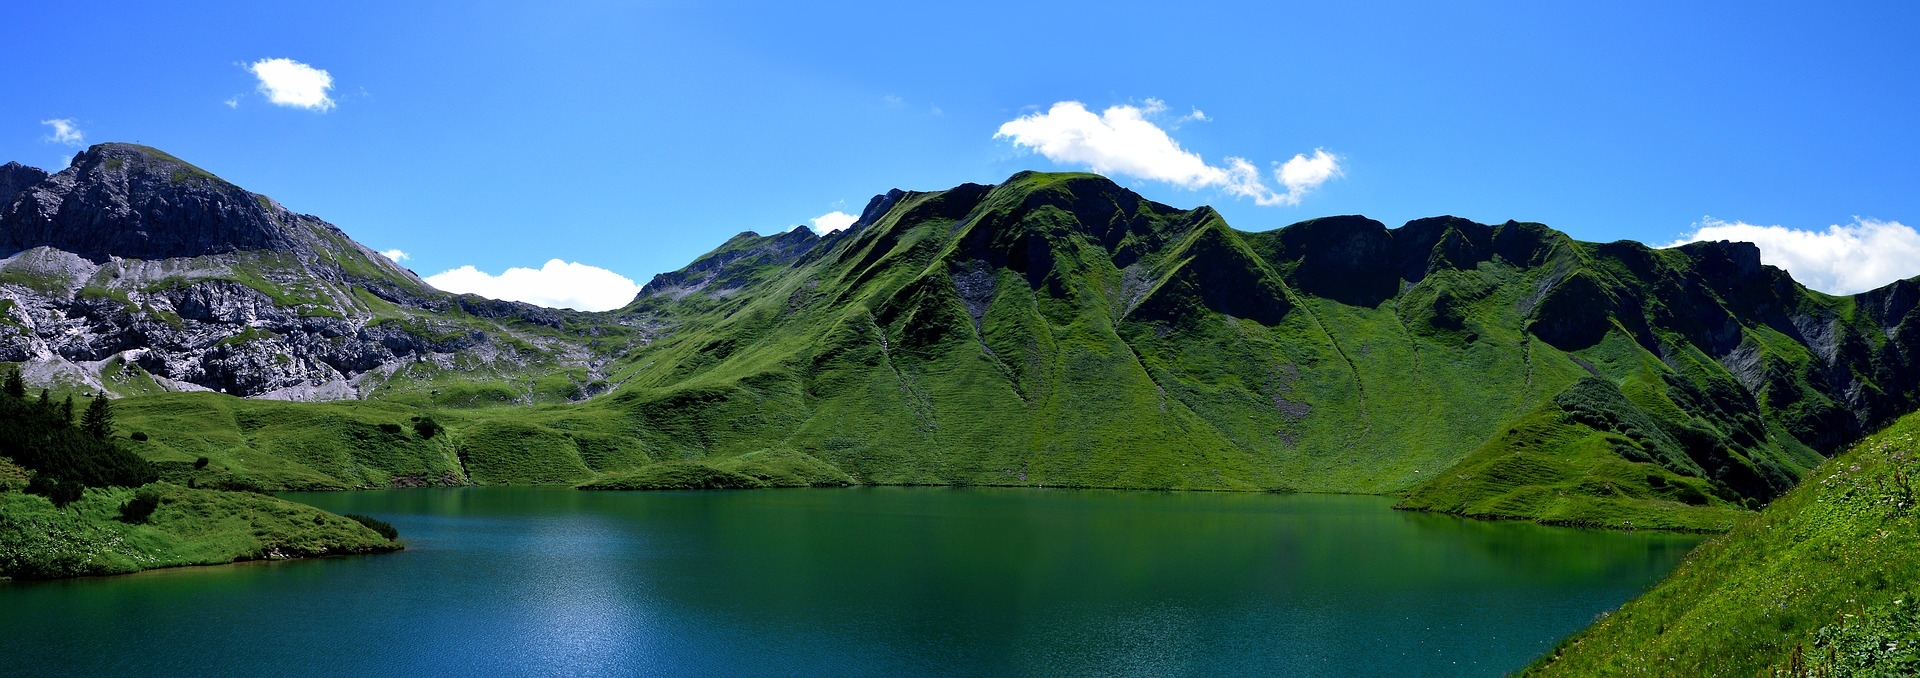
[0,487,1699,676]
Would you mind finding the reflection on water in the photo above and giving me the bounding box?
[0,487,1698,676]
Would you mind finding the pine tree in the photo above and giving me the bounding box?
[61,395,73,425]
[2,369,23,399]
[80,396,114,440]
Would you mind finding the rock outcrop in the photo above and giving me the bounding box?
[0,144,630,400]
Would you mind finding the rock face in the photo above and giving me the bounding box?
[0,144,627,400]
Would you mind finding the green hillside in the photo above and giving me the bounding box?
[1526,409,1920,676]
[64,171,1920,532]
[0,481,400,579]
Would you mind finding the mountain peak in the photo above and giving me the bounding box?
[0,143,304,262]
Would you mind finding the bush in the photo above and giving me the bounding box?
[193,456,209,469]
[46,478,84,508]
[129,431,148,441]
[413,417,442,439]
[344,513,399,540]
[377,423,403,435]
[118,487,161,523]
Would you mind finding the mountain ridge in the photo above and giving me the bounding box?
[2,144,1917,531]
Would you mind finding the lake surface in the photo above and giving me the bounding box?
[0,487,1698,676]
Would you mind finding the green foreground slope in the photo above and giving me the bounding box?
[1527,410,1920,676]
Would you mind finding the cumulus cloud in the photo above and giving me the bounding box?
[1279,149,1342,200]
[809,211,858,234]
[41,119,84,146]
[380,249,409,262]
[425,259,642,312]
[248,58,336,111]
[994,100,1339,206]
[1663,217,1920,295]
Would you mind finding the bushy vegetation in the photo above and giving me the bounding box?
[1525,410,1920,676]
[343,513,398,540]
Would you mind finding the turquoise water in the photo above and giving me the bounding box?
[0,487,1698,676]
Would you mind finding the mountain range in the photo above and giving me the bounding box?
[6,143,1920,530]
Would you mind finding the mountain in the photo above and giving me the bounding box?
[0,144,633,401]
[6,145,1919,530]
[580,171,1920,529]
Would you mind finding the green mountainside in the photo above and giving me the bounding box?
[53,166,1913,536]
[549,171,1908,530]
[1526,409,1920,676]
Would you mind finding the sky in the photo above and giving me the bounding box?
[4,1,1920,310]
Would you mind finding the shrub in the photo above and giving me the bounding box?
[48,478,84,508]
[193,457,209,469]
[413,417,442,439]
[118,487,161,523]
[344,513,399,540]
[377,423,403,435]
[129,431,148,441]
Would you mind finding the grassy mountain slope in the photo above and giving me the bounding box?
[56,170,1920,531]
[1525,410,1920,676]
[549,172,1910,519]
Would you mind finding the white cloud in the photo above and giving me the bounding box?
[224,97,240,109]
[1663,217,1920,295]
[41,119,84,146]
[994,100,1340,206]
[1278,149,1342,202]
[380,249,409,262]
[248,58,336,111]
[1184,108,1210,123]
[809,211,858,234]
[425,259,641,312]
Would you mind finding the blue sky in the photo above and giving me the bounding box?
[5,1,1920,309]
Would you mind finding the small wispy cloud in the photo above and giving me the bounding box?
[1663,217,1920,294]
[994,100,1342,206]
[424,259,641,312]
[40,119,84,146]
[248,58,336,111]
[808,211,858,234]
[380,249,409,262]
[224,97,240,109]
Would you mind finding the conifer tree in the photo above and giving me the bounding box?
[80,395,114,440]
[2,369,23,399]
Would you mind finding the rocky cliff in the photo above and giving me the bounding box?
[0,144,632,401]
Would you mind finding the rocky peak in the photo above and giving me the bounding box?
[0,143,309,262]
[0,162,49,210]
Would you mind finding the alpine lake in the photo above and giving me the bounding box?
[0,487,1699,676]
